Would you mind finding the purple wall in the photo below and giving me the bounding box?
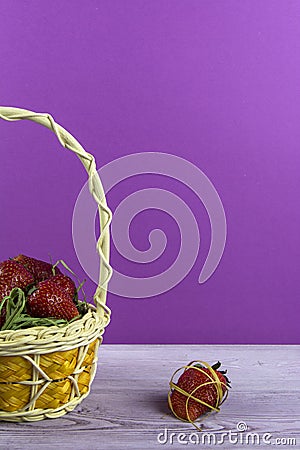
[0,1,299,343]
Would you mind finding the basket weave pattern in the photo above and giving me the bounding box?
[0,107,112,421]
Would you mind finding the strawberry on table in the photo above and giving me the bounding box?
[169,361,230,422]
[13,254,61,283]
[27,279,79,321]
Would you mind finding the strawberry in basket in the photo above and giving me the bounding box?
[0,260,35,327]
[27,278,79,321]
[0,254,85,330]
[13,254,61,282]
[168,361,230,423]
[0,260,34,298]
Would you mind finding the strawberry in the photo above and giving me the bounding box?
[0,260,34,300]
[13,254,61,283]
[50,274,76,299]
[27,279,79,321]
[169,361,230,422]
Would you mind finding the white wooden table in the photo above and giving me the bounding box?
[0,345,299,449]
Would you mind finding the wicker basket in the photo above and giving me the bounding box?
[0,106,112,421]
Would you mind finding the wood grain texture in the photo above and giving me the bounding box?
[0,344,299,449]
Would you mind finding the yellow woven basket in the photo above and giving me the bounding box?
[0,106,112,421]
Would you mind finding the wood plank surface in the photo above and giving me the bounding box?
[0,344,299,449]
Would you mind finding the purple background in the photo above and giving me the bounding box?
[0,1,299,343]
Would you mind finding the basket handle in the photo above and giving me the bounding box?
[0,106,112,320]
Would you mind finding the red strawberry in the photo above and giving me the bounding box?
[50,274,76,299]
[0,260,34,300]
[169,362,229,422]
[0,260,34,329]
[13,254,61,283]
[27,279,79,321]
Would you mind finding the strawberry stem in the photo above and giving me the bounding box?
[211,361,221,370]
